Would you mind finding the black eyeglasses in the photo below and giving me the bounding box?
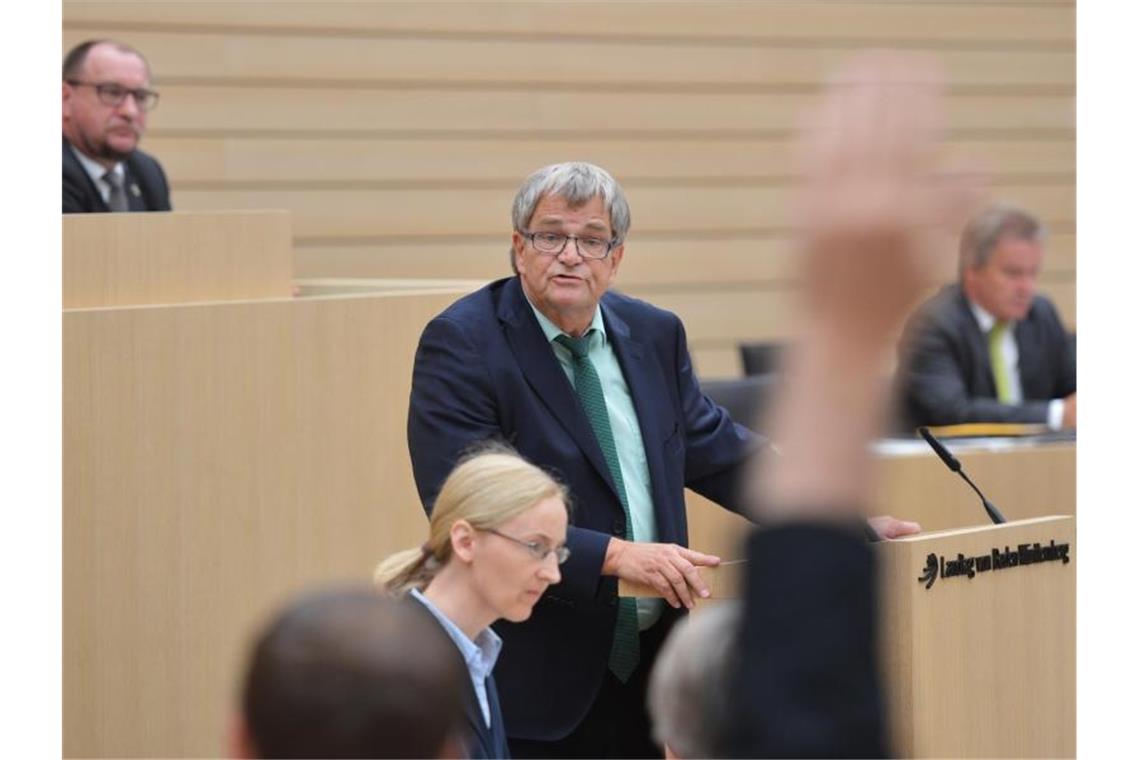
[67,81,160,112]
[482,528,570,564]
[522,231,617,260]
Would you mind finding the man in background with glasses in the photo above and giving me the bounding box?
[63,39,171,213]
[407,161,919,758]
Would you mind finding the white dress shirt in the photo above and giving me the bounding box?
[968,301,1064,429]
[69,143,124,206]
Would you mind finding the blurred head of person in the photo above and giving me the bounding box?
[507,162,631,337]
[62,40,156,167]
[233,585,467,759]
[375,444,570,635]
[959,203,1046,323]
[648,602,742,759]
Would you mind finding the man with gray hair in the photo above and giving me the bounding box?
[407,161,917,757]
[897,203,1076,429]
[647,603,741,759]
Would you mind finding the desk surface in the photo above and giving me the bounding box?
[687,438,1075,561]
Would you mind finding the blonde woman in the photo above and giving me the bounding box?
[375,447,569,759]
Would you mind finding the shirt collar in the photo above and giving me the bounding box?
[967,299,1001,333]
[408,588,503,675]
[524,289,608,348]
[70,142,124,189]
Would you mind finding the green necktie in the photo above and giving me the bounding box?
[555,332,640,683]
[989,321,1013,403]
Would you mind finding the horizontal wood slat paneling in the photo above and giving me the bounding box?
[62,0,1076,377]
[63,2,1074,46]
[292,232,1076,284]
[141,86,1075,134]
[623,278,1075,346]
[62,28,1075,89]
[146,136,1076,184]
[171,182,1074,239]
[691,347,742,379]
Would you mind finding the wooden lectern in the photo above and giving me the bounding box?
[619,515,1075,758]
[877,515,1075,757]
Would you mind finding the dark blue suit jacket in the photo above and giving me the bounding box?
[407,276,760,741]
[467,672,510,759]
[406,596,510,758]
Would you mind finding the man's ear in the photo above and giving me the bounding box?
[227,711,258,759]
[511,231,527,273]
[608,242,625,278]
[961,263,979,291]
[449,519,477,563]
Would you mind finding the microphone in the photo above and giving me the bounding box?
[917,426,1007,524]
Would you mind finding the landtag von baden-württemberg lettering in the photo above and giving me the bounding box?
[917,540,1070,590]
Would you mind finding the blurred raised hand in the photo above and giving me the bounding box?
[795,52,983,346]
[756,52,985,521]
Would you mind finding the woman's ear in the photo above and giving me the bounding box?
[449,519,477,563]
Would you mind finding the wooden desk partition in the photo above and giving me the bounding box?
[63,210,294,308]
[686,440,1076,562]
[64,287,470,758]
[63,253,1074,757]
[623,516,1075,758]
[878,516,1075,757]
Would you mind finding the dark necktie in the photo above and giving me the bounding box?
[554,332,640,682]
[103,170,129,212]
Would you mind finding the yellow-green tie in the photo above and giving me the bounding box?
[555,332,640,683]
[989,321,1013,403]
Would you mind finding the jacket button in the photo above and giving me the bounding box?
[612,519,624,534]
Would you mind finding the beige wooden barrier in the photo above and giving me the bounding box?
[61,198,1073,755]
[63,287,470,758]
[625,516,1076,757]
[687,440,1076,562]
[63,210,293,308]
[64,276,1074,757]
[878,515,1075,757]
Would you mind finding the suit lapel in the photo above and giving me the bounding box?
[122,162,145,212]
[497,278,621,499]
[62,139,110,212]
[605,301,672,513]
[1013,317,1047,398]
[484,674,507,756]
[404,597,494,758]
[460,685,494,759]
[956,288,999,397]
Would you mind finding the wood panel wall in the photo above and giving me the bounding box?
[63,1,1075,376]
